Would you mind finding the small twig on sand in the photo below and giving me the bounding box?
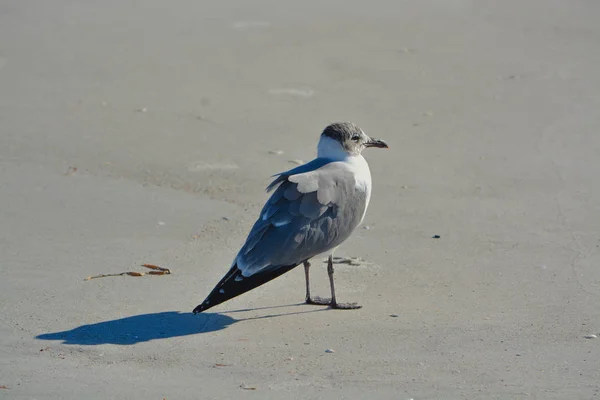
[84,264,171,281]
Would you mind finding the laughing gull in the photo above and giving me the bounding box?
[193,122,388,313]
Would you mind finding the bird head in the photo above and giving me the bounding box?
[318,122,388,159]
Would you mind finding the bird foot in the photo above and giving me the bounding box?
[329,256,364,266]
[331,302,362,310]
[306,296,362,310]
[305,296,332,306]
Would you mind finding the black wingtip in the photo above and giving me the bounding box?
[192,302,211,314]
[192,264,298,314]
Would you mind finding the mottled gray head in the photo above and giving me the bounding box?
[321,122,388,156]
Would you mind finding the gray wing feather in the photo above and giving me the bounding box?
[235,161,366,277]
[289,173,319,193]
[241,222,268,255]
[299,192,328,219]
[287,198,301,216]
[283,184,302,201]
[268,186,285,205]
[262,201,282,220]
[270,210,294,227]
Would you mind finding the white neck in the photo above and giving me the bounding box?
[317,136,352,160]
[317,135,372,223]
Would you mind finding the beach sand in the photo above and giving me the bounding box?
[1,0,599,398]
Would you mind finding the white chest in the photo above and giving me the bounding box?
[348,155,372,222]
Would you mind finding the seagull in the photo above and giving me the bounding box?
[193,122,388,313]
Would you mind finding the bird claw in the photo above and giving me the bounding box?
[306,296,362,310]
[331,302,362,310]
[305,296,332,306]
[328,256,364,266]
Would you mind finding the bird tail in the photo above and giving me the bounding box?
[192,263,298,314]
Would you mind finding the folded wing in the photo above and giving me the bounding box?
[237,160,363,277]
[193,159,367,313]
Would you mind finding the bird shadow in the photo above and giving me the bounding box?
[220,302,307,313]
[36,311,235,346]
[36,305,326,346]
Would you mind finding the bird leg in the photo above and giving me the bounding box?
[303,261,331,305]
[327,255,361,310]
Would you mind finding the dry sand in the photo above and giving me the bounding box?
[1,0,600,398]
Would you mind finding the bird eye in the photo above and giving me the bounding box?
[351,135,360,142]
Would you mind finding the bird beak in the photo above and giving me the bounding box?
[365,138,389,148]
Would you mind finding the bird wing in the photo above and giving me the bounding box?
[193,159,368,314]
[236,159,365,277]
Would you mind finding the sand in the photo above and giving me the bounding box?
[1,0,600,398]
